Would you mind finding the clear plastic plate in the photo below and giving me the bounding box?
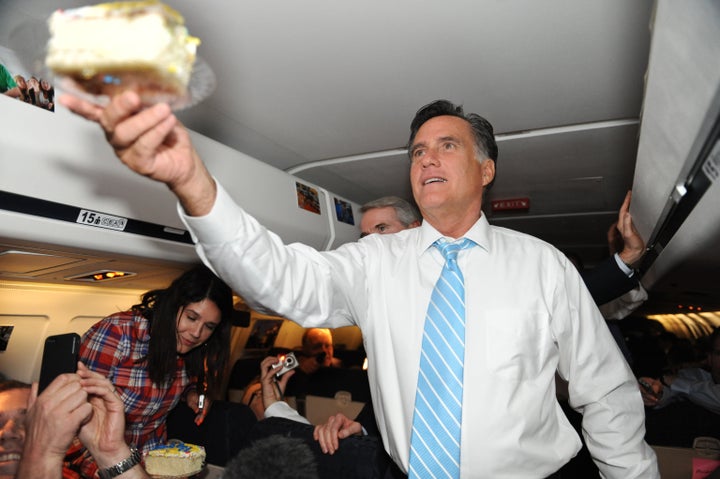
[53,56,216,111]
[6,18,214,111]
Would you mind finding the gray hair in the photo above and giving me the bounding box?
[360,196,421,226]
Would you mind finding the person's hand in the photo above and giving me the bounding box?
[76,364,150,478]
[24,370,91,457]
[17,369,93,479]
[58,91,216,216]
[75,363,132,469]
[615,190,645,266]
[313,412,363,454]
[637,377,663,407]
[259,356,295,410]
[185,389,211,426]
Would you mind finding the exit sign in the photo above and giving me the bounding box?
[491,197,530,212]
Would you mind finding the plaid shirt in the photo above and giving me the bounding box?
[64,311,194,477]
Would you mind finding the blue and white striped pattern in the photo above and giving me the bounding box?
[408,238,473,479]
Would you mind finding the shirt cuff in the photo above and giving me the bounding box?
[264,401,288,418]
[668,376,692,395]
[178,180,247,246]
[614,253,634,277]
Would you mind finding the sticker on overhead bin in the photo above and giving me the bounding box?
[76,209,128,231]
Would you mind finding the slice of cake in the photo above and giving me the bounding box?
[45,1,199,104]
[144,440,206,477]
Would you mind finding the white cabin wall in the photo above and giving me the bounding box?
[0,280,145,383]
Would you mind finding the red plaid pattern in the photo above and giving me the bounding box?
[64,312,194,477]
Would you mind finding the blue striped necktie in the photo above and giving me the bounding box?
[409,238,474,479]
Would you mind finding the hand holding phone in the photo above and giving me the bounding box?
[38,333,81,393]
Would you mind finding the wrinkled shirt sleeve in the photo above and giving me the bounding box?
[554,256,659,479]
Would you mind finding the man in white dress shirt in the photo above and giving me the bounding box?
[61,93,659,478]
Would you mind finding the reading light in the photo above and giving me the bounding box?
[65,269,136,282]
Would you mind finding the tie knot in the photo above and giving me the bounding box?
[434,238,473,263]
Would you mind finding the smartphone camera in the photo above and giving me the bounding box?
[38,333,81,393]
[272,352,299,378]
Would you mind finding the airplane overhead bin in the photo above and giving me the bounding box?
[0,95,362,285]
[633,0,720,310]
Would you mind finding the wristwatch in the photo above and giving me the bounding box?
[98,448,141,479]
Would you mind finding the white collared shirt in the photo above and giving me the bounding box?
[181,183,659,478]
[265,401,311,424]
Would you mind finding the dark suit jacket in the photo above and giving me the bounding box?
[580,255,638,306]
[582,255,640,365]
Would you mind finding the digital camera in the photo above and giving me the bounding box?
[272,352,299,378]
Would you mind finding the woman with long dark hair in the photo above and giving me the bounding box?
[64,264,234,478]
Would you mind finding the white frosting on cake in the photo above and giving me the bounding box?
[144,441,206,477]
[46,1,198,98]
